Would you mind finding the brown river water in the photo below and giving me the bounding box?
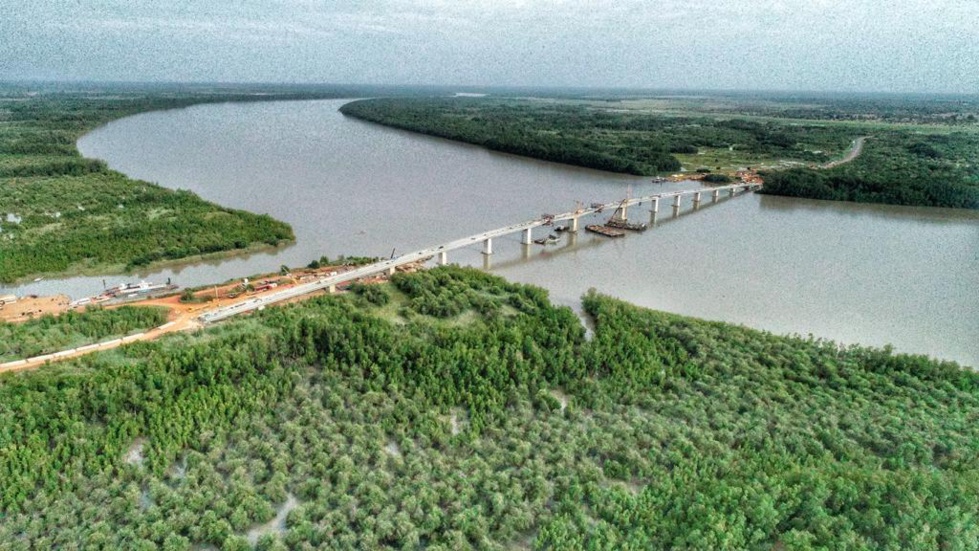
[3,99,975,366]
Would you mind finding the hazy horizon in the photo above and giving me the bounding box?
[6,81,979,100]
[3,0,977,94]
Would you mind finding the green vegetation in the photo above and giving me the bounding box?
[338,97,866,175]
[760,132,979,208]
[341,97,855,175]
[346,281,391,306]
[0,305,167,361]
[586,92,979,125]
[305,254,380,270]
[702,173,732,184]
[1,267,975,549]
[340,95,979,209]
[0,83,371,283]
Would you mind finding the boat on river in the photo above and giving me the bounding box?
[68,280,178,309]
[606,218,648,232]
[585,225,625,238]
[108,280,170,297]
[533,234,560,245]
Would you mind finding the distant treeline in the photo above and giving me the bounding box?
[341,96,979,209]
[341,98,684,175]
[339,98,860,177]
[665,92,979,125]
[1,266,976,549]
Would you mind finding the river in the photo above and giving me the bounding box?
[3,99,977,366]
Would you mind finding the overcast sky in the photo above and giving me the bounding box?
[2,0,976,93]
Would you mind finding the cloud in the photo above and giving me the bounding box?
[46,16,338,42]
[1,0,976,92]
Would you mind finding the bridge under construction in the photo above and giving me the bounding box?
[197,182,762,324]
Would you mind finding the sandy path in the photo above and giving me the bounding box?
[0,266,370,374]
[821,136,867,169]
[0,314,200,374]
[0,279,291,374]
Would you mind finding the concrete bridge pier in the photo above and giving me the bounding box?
[649,211,658,227]
[483,253,492,270]
[712,189,720,202]
[521,228,532,244]
[650,197,660,213]
[438,250,448,265]
[328,284,336,294]
[483,238,493,255]
[729,187,736,197]
[568,216,579,232]
[673,195,682,208]
[388,266,396,276]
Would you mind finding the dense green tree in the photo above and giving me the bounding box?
[0,267,976,549]
[340,97,979,209]
[0,305,168,361]
[0,83,385,283]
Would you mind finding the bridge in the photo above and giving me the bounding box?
[197,182,761,324]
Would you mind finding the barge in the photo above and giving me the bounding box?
[69,281,179,309]
[109,280,170,297]
[605,218,648,232]
[585,225,625,238]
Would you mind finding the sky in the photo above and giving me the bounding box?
[2,0,977,93]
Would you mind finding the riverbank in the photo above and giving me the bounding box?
[758,128,979,208]
[2,267,976,548]
[0,84,370,284]
[339,96,979,209]
[0,253,431,370]
[0,238,294,287]
[53,97,978,367]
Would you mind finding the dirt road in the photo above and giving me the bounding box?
[0,266,365,374]
[821,136,867,169]
[0,313,200,374]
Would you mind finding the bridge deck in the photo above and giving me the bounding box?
[198,183,761,323]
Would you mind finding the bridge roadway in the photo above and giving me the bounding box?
[198,182,761,324]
